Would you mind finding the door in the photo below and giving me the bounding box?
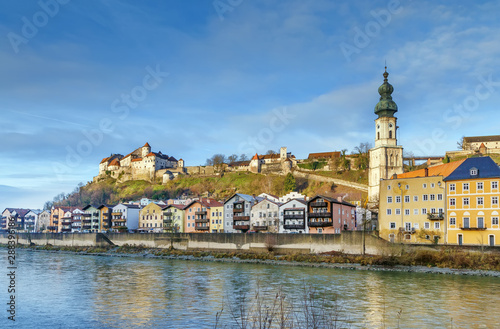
[458,234,463,246]
[489,235,495,246]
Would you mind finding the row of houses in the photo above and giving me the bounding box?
[1,192,368,235]
[378,156,500,246]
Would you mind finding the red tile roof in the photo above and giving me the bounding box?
[308,152,340,160]
[131,158,142,162]
[109,159,120,166]
[143,142,150,148]
[100,157,110,164]
[396,159,466,179]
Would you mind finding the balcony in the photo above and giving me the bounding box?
[113,218,126,223]
[83,219,91,223]
[195,218,209,223]
[72,219,82,223]
[284,224,305,230]
[53,215,59,219]
[284,214,304,220]
[195,210,207,215]
[233,225,250,231]
[61,228,72,232]
[308,212,332,218]
[310,202,327,208]
[47,226,57,230]
[427,213,444,220]
[195,226,209,231]
[252,225,268,231]
[400,227,416,234]
[234,216,250,221]
[111,212,122,216]
[163,211,173,216]
[460,226,487,231]
[93,212,99,217]
[308,220,333,227]
[83,225,91,229]
[83,213,91,217]
[233,208,244,213]
[53,220,59,225]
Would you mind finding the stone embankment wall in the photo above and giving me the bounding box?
[292,170,368,192]
[1,232,387,255]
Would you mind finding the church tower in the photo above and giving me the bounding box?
[368,68,404,203]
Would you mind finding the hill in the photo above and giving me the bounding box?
[50,171,368,208]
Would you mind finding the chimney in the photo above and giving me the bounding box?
[424,168,429,177]
[337,196,343,202]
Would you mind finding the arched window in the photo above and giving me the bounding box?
[389,130,392,139]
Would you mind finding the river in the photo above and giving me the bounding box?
[1,249,499,328]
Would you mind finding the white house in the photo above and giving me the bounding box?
[279,199,308,233]
[251,199,281,233]
[112,203,140,232]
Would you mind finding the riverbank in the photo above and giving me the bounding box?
[5,244,500,277]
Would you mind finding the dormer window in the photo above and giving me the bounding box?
[470,168,478,176]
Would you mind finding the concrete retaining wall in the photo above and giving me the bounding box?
[1,231,388,255]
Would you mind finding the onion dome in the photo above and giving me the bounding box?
[374,67,398,117]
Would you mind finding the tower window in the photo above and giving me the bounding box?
[377,132,380,140]
[389,130,392,139]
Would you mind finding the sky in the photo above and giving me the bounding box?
[1,0,500,210]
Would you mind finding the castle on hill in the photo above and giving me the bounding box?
[96,143,183,182]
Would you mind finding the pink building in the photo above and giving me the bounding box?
[307,195,357,234]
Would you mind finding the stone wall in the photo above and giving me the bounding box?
[292,170,368,192]
[2,231,388,255]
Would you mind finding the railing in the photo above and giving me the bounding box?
[252,225,268,231]
[195,211,207,215]
[195,226,209,231]
[460,226,487,230]
[195,218,209,223]
[399,227,416,234]
[233,208,244,213]
[308,212,332,218]
[284,214,304,220]
[234,216,250,221]
[308,220,333,227]
[112,218,126,222]
[310,202,327,207]
[82,213,91,217]
[284,224,305,230]
[233,225,250,230]
[163,211,173,216]
[53,221,59,224]
[111,212,122,216]
[83,219,91,223]
[427,213,444,220]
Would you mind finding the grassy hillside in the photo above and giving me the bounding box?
[52,171,368,208]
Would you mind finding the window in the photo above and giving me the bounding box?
[434,222,440,229]
[405,209,410,215]
[414,196,418,202]
[450,198,456,206]
[405,185,409,190]
[478,217,484,229]
[387,185,391,190]
[405,222,411,231]
[395,196,401,203]
[477,197,484,206]
[492,196,498,205]
[470,168,477,176]
[450,217,456,225]
[492,217,499,225]
[414,223,419,229]
[404,196,410,203]
[437,194,443,201]
[387,196,393,203]
[439,208,444,214]
[395,209,401,215]
[414,209,418,215]
[449,184,456,192]
[431,183,435,188]
[424,222,430,229]
[492,181,498,189]
[477,182,484,190]
[463,183,469,191]
[463,217,470,228]
[463,198,469,206]
[430,208,436,214]
[390,222,396,229]
[386,209,392,215]
[430,194,435,201]
[423,183,427,189]
[423,195,428,201]
[422,208,427,215]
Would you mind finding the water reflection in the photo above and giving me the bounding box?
[1,250,499,329]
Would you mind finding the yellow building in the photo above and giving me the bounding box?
[444,157,500,246]
[379,160,464,244]
[139,202,165,232]
[163,204,185,233]
[210,205,224,233]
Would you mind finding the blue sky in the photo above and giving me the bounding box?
[1,0,500,209]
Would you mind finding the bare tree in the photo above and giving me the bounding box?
[228,154,238,165]
[266,150,277,155]
[239,154,248,161]
[353,142,371,170]
[457,136,466,150]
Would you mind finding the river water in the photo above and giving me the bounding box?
[1,249,499,328]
